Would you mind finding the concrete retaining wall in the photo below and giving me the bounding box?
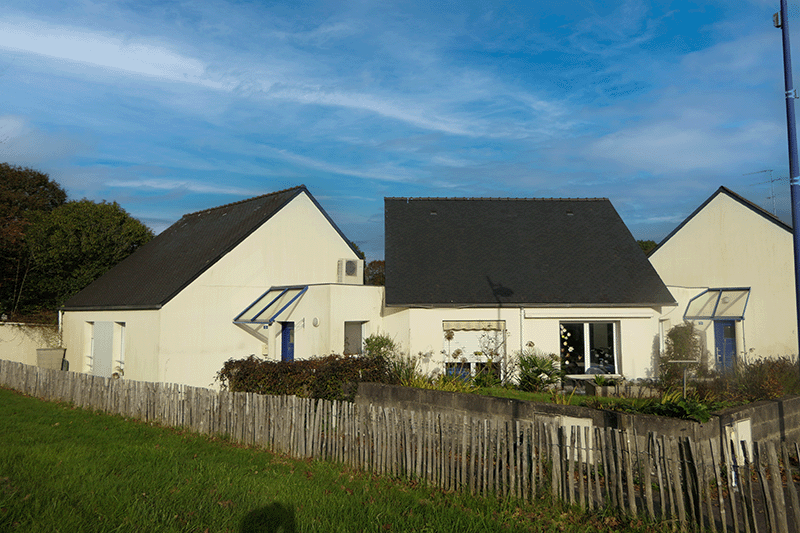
[356,382,800,454]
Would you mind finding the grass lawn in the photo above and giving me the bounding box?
[0,387,668,533]
[476,386,622,407]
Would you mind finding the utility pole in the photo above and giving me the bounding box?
[775,0,800,373]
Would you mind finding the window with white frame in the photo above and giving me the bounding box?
[112,322,126,378]
[559,322,618,375]
[442,320,505,380]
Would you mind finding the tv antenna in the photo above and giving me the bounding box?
[744,169,785,215]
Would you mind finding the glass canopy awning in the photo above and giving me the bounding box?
[683,288,750,320]
[233,286,308,342]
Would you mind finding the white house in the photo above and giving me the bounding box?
[382,196,677,381]
[649,186,798,369]
[61,186,383,388]
[61,187,680,388]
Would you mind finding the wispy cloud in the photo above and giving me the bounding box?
[0,18,222,86]
[105,178,258,196]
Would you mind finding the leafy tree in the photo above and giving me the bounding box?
[349,241,366,260]
[638,240,657,255]
[0,164,67,315]
[365,259,385,286]
[18,200,154,312]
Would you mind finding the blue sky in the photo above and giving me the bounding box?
[0,0,794,260]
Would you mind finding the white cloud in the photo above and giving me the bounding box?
[263,145,420,183]
[0,17,225,88]
[105,178,256,196]
[587,119,780,173]
[0,115,86,164]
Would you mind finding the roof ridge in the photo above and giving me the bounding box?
[716,185,791,228]
[385,196,608,202]
[183,185,306,218]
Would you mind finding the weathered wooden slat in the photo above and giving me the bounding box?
[766,441,789,533]
[744,443,761,533]
[592,427,603,509]
[788,443,800,533]
[565,426,574,505]
[550,424,560,499]
[664,436,678,526]
[644,432,655,522]
[577,427,586,509]
[722,436,740,533]
[680,438,697,531]
[624,430,636,516]
[755,441,776,533]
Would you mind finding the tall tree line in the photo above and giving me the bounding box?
[0,163,153,321]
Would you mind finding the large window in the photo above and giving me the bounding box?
[560,322,617,375]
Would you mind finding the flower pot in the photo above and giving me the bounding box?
[585,381,616,397]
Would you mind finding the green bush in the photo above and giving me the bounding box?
[363,333,399,360]
[696,355,800,403]
[216,353,392,402]
[472,362,501,388]
[657,322,702,391]
[517,345,562,392]
[583,391,713,423]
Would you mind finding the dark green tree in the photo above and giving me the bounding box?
[19,200,153,312]
[365,259,385,286]
[638,240,657,255]
[0,164,67,316]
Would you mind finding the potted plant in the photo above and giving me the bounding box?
[585,374,618,397]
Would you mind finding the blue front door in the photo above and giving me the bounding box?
[714,320,736,370]
[280,322,294,362]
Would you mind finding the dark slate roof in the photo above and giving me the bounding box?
[384,196,675,307]
[64,185,355,311]
[648,186,793,257]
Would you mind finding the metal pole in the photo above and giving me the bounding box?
[777,0,800,368]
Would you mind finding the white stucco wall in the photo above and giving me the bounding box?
[156,192,365,388]
[382,305,666,381]
[0,323,60,366]
[649,192,798,359]
[60,309,160,380]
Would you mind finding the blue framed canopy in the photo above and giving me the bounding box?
[233,286,308,342]
[683,288,750,321]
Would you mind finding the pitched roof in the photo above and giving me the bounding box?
[648,186,793,257]
[384,196,675,307]
[64,185,352,311]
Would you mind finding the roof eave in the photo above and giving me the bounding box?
[61,304,163,312]
[385,301,677,309]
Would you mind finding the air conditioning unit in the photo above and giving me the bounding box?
[337,258,363,285]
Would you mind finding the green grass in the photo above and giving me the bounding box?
[476,386,624,408]
[0,387,671,533]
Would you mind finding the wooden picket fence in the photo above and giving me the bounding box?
[2,359,800,532]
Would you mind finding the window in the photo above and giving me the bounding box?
[112,322,125,379]
[344,321,364,355]
[445,362,471,380]
[442,320,506,378]
[560,322,617,375]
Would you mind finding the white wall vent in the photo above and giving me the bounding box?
[337,258,363,284]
